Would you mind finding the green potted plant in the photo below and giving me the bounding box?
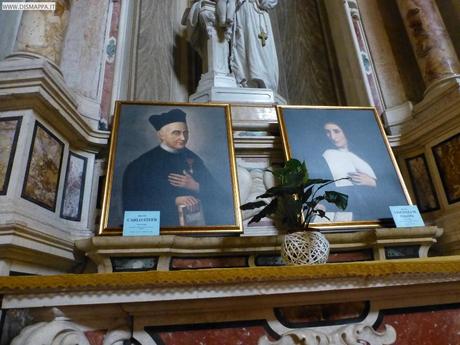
[240,159,349,265]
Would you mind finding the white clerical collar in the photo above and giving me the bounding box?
[160,143,180,153]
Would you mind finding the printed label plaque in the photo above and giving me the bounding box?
[389,205,424,228]
[123,211,160,236]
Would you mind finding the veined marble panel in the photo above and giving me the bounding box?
[0,6,22,61]
[135,0,189,101]
[61,0,109,100]
[377,0,424,103]
[436,0,460,59]
[271,0,339,105]
[377,304,460,345]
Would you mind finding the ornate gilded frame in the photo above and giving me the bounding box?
[100,101,242,235]
[277,105,412,229]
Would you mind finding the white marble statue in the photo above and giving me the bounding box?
[228,0,279,90]
[183,0,279,92]
[237,165,275,221]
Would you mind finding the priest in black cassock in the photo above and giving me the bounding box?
[122,109,234,227]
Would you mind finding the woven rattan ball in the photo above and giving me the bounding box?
[281,231,329,265]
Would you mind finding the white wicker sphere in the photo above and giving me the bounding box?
[281,231,330,265]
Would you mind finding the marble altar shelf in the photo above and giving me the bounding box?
[1,255,460,309]
[75,226,442,272]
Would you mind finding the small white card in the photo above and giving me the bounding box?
[389,205,424,228]
[123,211,160,236]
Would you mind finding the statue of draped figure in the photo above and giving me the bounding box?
[183,0,279,92]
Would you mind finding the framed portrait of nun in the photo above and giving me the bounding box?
[100,101,242,235]
[277,106,412,229]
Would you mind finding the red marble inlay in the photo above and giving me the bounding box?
[377,306,460,345]
[158,325,270,345]
[277,302,367,325]
[100,0,121,126]
[85,329,107,345]
[171,256,248,270]
[327,250,373,263]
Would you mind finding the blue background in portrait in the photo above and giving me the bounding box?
[282,108,409,221]
[108,104,236,228]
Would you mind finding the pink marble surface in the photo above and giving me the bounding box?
[328,250,373,263]
[377,306,460,344]
[158,325,271,345]
[398,0,460,85]
[100,0,121,127]
[277,302,367,325]
[85,329,107,345]
[171,256,248,270]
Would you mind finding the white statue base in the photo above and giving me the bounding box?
[183,0,285,105]
[190,86,286,104]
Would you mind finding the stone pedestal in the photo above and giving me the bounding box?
[190,85,286,104]
[393,79,460,254]
[0,54,109,276]
[384,1,460,255]
[185,0,285,104]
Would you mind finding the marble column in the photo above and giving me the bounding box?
[13,0,71,65]
[396,0,460,92]
[358,0,413,136]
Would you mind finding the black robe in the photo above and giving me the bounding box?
[313,155,407,221]
[122,146,234,226]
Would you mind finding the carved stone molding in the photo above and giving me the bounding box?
[74,227,442,272]
[0,55,110,147]
[102,328,131,345]
[11,319,91,345]
[10,316,130,345]
[259,324,396,345]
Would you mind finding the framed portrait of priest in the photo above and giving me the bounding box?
[100,101,242,235]
[277,106,412,229]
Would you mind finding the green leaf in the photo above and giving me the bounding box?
[248,199,278,224]
[324,191,349,210]
[315,209,326,218]
[277,195,303,228]
[242,158,349,229]
[301,185,315,203]
[271,159,308,187]
[257,185,300,198]
[301,160,309,183]
[304,178,332,186]
[312,195,325,204]
[313,209,330,221]
[240,200,267,210]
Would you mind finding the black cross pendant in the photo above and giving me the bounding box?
[258,30,268,47]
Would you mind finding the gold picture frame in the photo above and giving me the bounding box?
[100,101,242,235]
[277,105,412,229]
